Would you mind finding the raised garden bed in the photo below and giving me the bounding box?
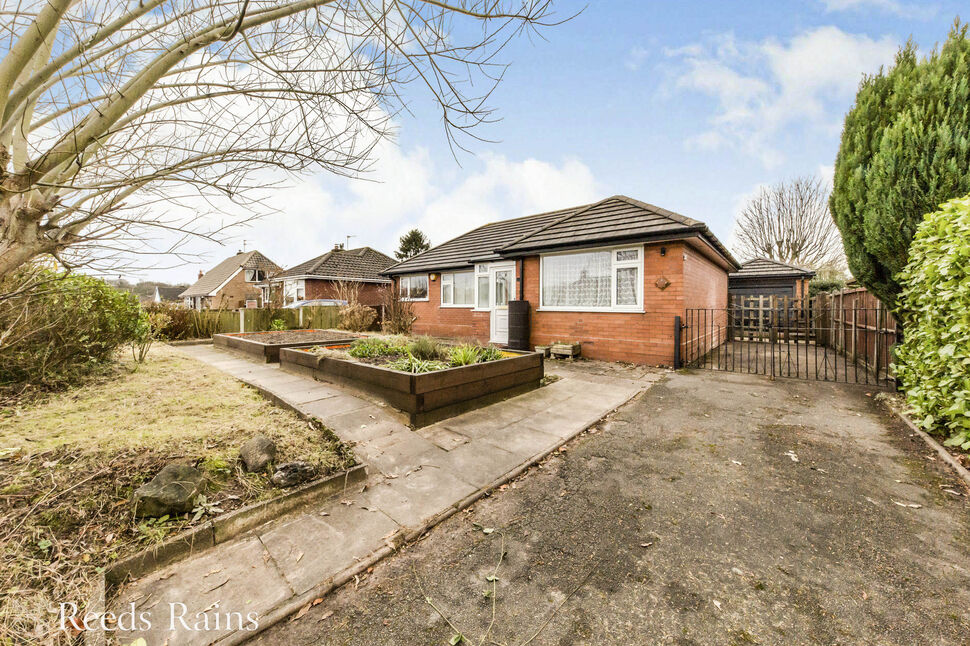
[280,339,543,427]
[213,329,359,362]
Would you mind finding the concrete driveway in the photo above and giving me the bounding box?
[252,369,970,645]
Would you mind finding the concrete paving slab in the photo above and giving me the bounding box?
[479,423,562,459]
[323,408,408,444]
[258,506,398,595]
[426,439,524,488]
[358,466,478,529]
[415,424,470,451]
[353,431,448,477]
[113,537,292,646]
[301,393,372,417]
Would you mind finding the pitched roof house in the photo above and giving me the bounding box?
[180,250,281,309]
[384,195,738,365]
[266,245,395,306]
[728,258,815,300]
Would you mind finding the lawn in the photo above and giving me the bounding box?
[0,344,355,644]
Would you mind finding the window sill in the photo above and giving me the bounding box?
[401,298,429,302]
[536,307,644,314]
[440,304,475,309]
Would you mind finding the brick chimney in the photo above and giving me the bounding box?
[198,269,204,279]
[333,243,344,251]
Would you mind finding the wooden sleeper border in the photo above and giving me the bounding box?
[213,331,358,363]
[280,346,544,427]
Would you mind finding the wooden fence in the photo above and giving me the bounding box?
[175,305,342,339]
[815,288,899,381]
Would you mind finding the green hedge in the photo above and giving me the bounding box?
[0,270,142,388]
[895,195,970,448]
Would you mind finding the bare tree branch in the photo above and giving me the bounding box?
[732,175,846,270]
[0,0,558,278]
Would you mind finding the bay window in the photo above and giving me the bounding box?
[399,274,429,301]
[441,271,475,307]
[540,246,642,311]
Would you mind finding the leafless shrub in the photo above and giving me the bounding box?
[335,280,376,331]
[380,283,415,334]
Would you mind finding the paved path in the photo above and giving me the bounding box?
[252,370,970,646]
[110,346,661,645]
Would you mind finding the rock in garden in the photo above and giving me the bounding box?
[132,464,205,517]
[271,461,317,488]
[239,436,277,472]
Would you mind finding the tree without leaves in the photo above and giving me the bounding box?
[0,0,557,283]
[830,21,970,309]
[733,175,844,269]
[395,227,430,260]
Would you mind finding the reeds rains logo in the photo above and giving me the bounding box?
[58,602,258,636]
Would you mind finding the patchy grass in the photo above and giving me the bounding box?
[0,344,355,644]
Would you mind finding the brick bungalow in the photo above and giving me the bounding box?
[382,195,738,365]
[264,244,396,306]
[180,250,281,309]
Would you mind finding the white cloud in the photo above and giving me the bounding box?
[146,145,600,284]
[819,0,937,19]
[665,27,898,167]
[625,46,649,71]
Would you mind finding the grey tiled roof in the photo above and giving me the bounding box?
[274,247,394,282]
[180,251,280,298]
[729,258,815,279]
[384,205,583,275]
[384,195,737,274]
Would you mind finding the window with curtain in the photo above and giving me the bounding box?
[541,246,641,310]
[399,275,429,300]
[441,272,475,306]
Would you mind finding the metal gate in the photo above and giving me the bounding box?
[675,295,897,387]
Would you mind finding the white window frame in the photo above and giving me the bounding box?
[399,274,429,302]
[473,263,490,311]
[283,278,305,304]
[244,268,265,282]
[440,271,475,308]
[538,244,644,313]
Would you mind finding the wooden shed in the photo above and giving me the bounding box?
[728,258,815,300]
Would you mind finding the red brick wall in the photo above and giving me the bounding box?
[526,242,688,365]
[212,269,262,308]
[397,241,730,366]
[408,275,491,340]
[305,279,387,306]
[682,245,729,359]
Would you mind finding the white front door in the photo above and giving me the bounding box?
[489,265,513,344]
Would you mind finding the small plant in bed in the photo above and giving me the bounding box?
[387,352,450,373]
[324,336,509,373]
[347,337,407,358]
[408,335,445,360]
[448,344,481,366]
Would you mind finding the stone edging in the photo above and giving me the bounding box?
[84,465,367,645]
[168,339,214,346]
[893,409,970,487]
[215,383,650,646]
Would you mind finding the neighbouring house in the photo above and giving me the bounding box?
[728,258,815,301]
[382,195,738,365]
[263,244,396,306]
[180,250,281,309]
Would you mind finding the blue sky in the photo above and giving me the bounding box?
[161,0,964,284]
